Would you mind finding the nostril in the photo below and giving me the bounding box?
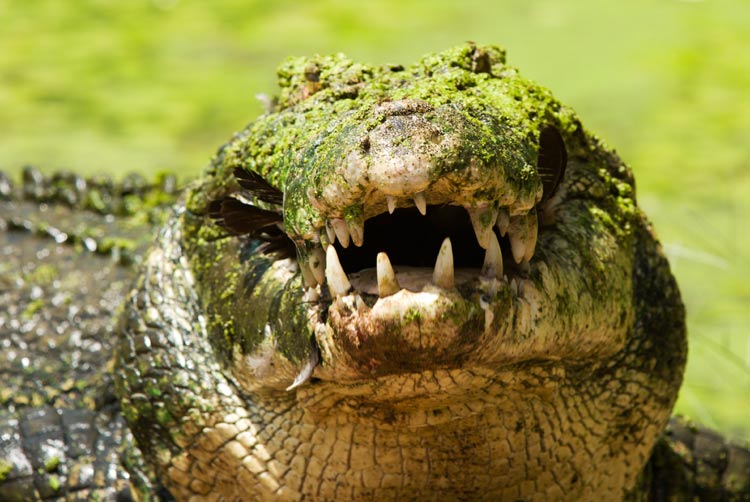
[374,98,433,117]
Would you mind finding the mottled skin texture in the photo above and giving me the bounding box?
[113,44,742,500]
[1,45,749,501]
[0,170,177,500]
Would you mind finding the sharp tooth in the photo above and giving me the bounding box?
[524,208,538,262]
[331,218,350,248]
[468,206,498,249]
[325,220,336,244]
[316,228,330,248]
[433,237,454,289]
[376,252,400,297]
[508,224,526,264]
[303,287,320,303]
[508,209,538,264]
[286,350,319,391]
[510,277,518,295]
[325,245,351,297]
[355,294,369,313]
[347,218,364,247]
[308,247,326,285]
[414,192,427,215]
[496,207,510,236]
[387,196,396,214]
[299,259,317,288]
[481,232,503,279]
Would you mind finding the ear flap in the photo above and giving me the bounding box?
[208,168,295,256]
[537,126,567,202]
[211,197,283,236]
[233,167,284,206]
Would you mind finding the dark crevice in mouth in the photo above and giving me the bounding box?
[333,204,516,275]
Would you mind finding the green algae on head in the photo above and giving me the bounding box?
[118,44,686,500]
[185,42,642,380]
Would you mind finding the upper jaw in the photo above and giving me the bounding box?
[285,103,543,240]
[269,104,631,380]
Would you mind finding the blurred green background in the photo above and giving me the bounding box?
[1,0,748,440]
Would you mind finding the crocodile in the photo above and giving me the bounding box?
[1,43,748,501]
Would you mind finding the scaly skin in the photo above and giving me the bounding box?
[0,169,177,500]
[2,45,748,501]
[112,43,694,500]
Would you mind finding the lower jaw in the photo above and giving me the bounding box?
[314,286,494,380]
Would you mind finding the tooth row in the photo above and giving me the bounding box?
[325,193,433,249]
[324,200,537,266]
[308,230,509,299]
[309,202,538,294]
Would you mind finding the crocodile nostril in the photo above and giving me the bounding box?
[373,98,433,117]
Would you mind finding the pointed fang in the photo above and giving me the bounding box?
[325,220,336,244]
[308,247,326,285]
[524,208,538,263]
[387,196,396,214]
[508,224,526,264]
[469,206,498,249]
[303,287,320,303]
[299,260,317,288]
[481,232,503,279]
[286,350,319,391]
[376,252,400,297]
[331,218,350,248]
[414,192,427,215]
[433,237,454,289]
[325,245,351,297]
[348,219,365,247]
[508,209,538,264]
[496,207,510,237]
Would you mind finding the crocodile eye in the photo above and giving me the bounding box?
[537,126,567,202]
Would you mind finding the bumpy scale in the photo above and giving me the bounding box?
[2,44,748,502]
[118,44,687,501]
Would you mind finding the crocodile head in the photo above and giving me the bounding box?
[188,44,645,390]
[124,44,686,499]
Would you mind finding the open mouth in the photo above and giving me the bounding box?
[319,201,539,299]
[209,168,548,302]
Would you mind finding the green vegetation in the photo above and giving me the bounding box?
[0,460,12,482]
[1,0,747,440]
[44,456,60,473]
